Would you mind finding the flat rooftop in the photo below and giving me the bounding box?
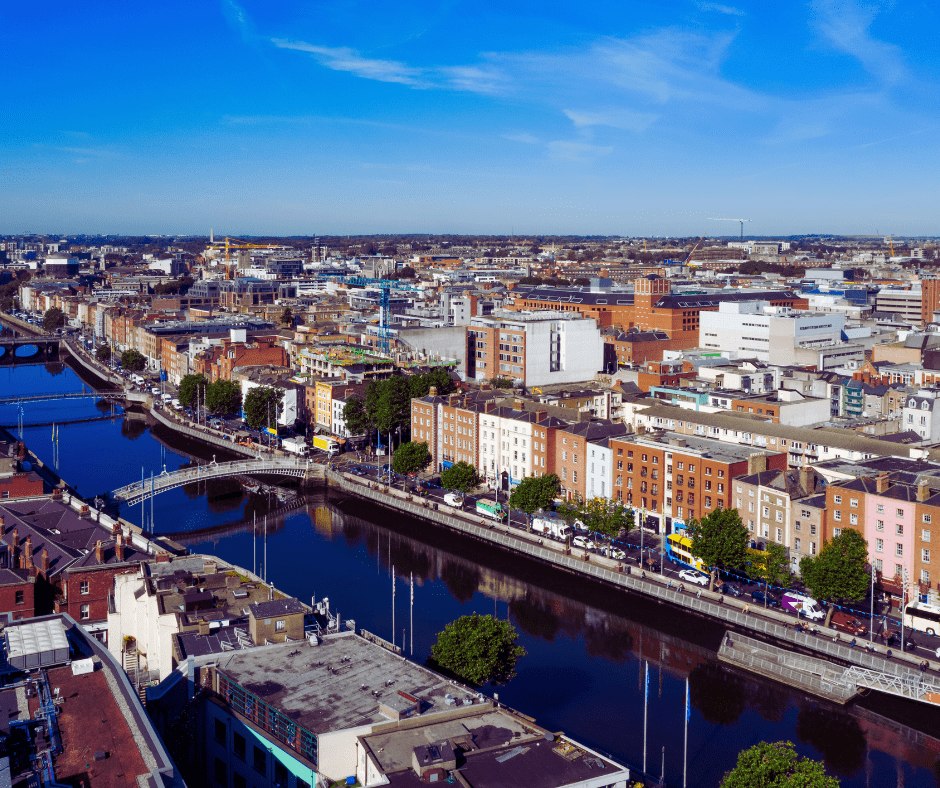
[620,432,777,464]
[215,631,477,734]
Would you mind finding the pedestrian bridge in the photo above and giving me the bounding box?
[0,391,125,406]
[109,457,310,506]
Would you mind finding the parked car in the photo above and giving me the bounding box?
[601,546,626,560]
[720,582,744,598]
[572,536,596,550]
[751,590,781,608]
[678,569,709,586]
[885,632,917,651]
[831,611,867,636]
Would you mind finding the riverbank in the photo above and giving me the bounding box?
[326,467,935,695]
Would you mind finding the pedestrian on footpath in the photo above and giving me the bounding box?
[744,604,750,615]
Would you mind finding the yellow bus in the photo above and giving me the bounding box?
[665,533,706,571]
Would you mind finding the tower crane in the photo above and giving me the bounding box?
[708,217,752,240]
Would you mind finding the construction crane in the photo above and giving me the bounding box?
[708,217,752,240]
[680,234,706,272]
[312,274,423,354]
[204,237,288,261]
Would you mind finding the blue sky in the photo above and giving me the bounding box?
[1,0,938,237]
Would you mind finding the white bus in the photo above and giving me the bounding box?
[903,601,940,636]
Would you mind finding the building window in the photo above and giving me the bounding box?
[876,539,883,553]
[274,761,288,788]
[895,563,904,577]
[253,746,267,775]
[877,504,884,514]
[923,548,931,563]
[875,558,883,572]
[14,590,23,605]
[215,757,227,785]
[834,495,842,504]
[834,528,842,537]
[850,513,858,525]
[80,581,89,595]
[233,774,246,788]
[80,604,90,620]
[876,520,884,531]
[834,511,842,521]
[795,538,801,551]
[897,508,905,518]
[810,542,817,555]
[215,718,226,744]
[925,514,933,524]
[776,528,782,542]
[233,733,246,760]
[275,620,285,632]
[896,524,904,536]
[896,543,903,557]
[924,529,932,543]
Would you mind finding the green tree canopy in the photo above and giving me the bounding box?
[509,474,560,517]
[799,529,870,627]
[178,373,208,409]
[42,307,66,332]
[408,367,455,399]
[576,497,635,538]
[95,345,111,362]
[280,306,294,326]
[391,441,432,475]
[430,613,527,686]
[367,375,411,434]
[720,741,840,788]
[749,542,791,605]
[441,461,481,494]
[342,396,373,436]
[489,377,514,390]
[243,386,283,429]
[686,507,750,591]
[206,379,242,416]
[121,349,146,372]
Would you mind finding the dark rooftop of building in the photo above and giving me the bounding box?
[249,597,307,618]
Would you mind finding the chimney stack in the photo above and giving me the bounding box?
[747,453,767,475]
[115,530,125,562]
[799,467,815,496]
[917,478,931,502]
[22,537,31,569]
[95,540,104,564]
[41,549,49,575]
[11,528,19,550]
[876,473,889,494]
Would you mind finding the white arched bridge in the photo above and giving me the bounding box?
[109,458,311,506]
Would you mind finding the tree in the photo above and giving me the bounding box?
[686,507,750,591]
[720,741,840,788]
[243,386,283,430]
[441,461,481,494]
[509,474,560,522]
[576,497,635,538]
[280,306,294,327]
[206,379,242,416]
[430,613,527,686]
[121,349,146,372]
[367,375,411,436]
[800,529,870,627]
[42,307,65,332]
[95,345,111,362]
[342,396,373,436]
[408,367,455,399]
[573,277,591,286]
[392,266,416,280]
[489,377,514,390]
[178,373,208,409]
[749,542,791,607]
[391,441,432,475]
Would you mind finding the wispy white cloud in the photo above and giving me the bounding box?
[563,108,658,133]
[698,2,745,16]
[219,0,259,48]
[811,0,906,83]
[546,141,613,162]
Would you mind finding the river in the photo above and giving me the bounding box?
[2,361,939,787]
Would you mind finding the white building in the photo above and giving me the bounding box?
[700,301,846,364]
[468,311,603,387]
[586,438,614,500]
[902,390,940,443]
[875,288,923,324]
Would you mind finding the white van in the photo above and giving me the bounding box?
[443,493,463,507]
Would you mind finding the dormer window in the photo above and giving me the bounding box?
[924,402,930,410]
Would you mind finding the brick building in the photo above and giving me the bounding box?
[0,472,43,500]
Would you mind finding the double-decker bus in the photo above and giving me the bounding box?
[665,533,706,571]
[476,500,507,521]
[904,601,940,636]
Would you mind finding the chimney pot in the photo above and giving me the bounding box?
[917,478,931,502]
[95,540,104,563]
[876,473,889,494]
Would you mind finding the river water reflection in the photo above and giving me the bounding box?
[2,363,939,787]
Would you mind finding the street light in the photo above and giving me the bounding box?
[870,564,876,644]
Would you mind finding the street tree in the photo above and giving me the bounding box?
[749,542,791,606]
[509,474,560,525]
[720,741,839,788]
[686,507,750,591]
[243,386,283,430]
[430,613,527,686]
[576,497,635,538]
[441,461,481,494]
[95,345,111,362]
[121,349,146,372]
[178,374,208,409]
[206,379,242,416]
[391,441,432,476]
[367,375,411,441]
[342,396,373,437]
[799,529,870,627]
[42,307,65,332]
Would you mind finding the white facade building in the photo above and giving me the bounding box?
[586,439,613,500]
[902,390,940,443]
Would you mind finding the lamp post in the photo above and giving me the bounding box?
[870,564,876,644]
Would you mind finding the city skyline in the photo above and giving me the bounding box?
[2,0,938,236]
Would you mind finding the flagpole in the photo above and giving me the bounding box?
[684,677,689,788]
[253,512,257,576]
[392,564,396,644]
[410,572,414,656]
[643,661,648,774]
[150,472,155,533]
[263,515,267,583]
